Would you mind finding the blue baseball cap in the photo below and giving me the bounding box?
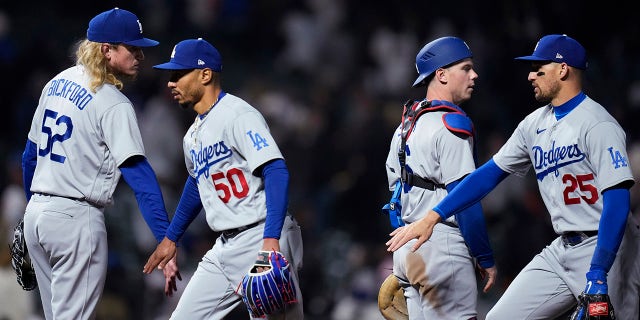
[87,7,158,47]
[515,34,587,69]
[153,38,223,72]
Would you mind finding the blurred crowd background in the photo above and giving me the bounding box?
[1,0,640,319]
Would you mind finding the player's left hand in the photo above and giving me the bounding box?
[255,238,281,272]
[570,270,615,319]
[386,209,441,252]
[163,254,182,297]
[477,265,497,293]
[143,237,177,274]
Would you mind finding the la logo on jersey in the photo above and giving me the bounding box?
[607,147,628,169]
[247,130,269,151]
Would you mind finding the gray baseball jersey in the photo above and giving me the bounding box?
[27,65,145,207]
[487,96,639,319]
[493,96,633,233]
[183,93,283,231]
[386,110,476,225]
[385,110,481,319]
[24,64,144,319]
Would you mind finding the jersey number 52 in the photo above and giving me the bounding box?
[39,109,73,163]
[212,168,249,203]
[562,173,598,205]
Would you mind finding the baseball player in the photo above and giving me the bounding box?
[387,34,640,319]
[384,36,497,319]
[143,38,304,319]
[20,8,179,320]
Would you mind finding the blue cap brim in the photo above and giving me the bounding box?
[123,38,159,47]
[153,62,193,70]
[514,55,550,62]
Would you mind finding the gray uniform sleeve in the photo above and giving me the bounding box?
[585,121,635,190]
[230,111,283,175]
[102,103,146,166]
[493,119,532,177]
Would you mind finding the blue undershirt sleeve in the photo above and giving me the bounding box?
[21,139,37,201]
[590,187,630,274]
[434,159,509,220]
[119,156,170,243]
[165,175,203,243]
[449,179,495,268]
[262,159,289,239]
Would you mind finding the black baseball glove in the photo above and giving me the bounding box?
[570,292,615,319]
[9,218,37,291]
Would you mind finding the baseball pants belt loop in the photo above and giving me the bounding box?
[561,230,598,246]
[221,220,263,239]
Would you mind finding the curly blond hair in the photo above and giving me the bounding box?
[75,39,123,92]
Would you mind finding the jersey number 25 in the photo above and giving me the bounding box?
[562,173,598,205]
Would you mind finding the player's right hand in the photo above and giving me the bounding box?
[386,209,441,252]
[143,237,177,274]
[163,254,182,297]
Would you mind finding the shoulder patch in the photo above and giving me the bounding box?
[442,112,473,136]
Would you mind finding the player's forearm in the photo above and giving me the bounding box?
[590,187,629,273]
[456,203,495,268]
[434,159,508,219]
[120,156,171,242]
[263,159,289,239]
[166,175,203,242]
[21,139,37,201]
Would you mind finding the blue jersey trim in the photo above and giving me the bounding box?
[553,91,586,120]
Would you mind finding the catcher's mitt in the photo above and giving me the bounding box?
[240,250,297,318]
[9,218,37,291]
[378,273,408,320]
[570,292,615,320]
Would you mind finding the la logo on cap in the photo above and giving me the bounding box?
[137,20,143,34]
[170,45,177,59]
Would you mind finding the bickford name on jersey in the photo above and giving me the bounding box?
[46,77,94,110]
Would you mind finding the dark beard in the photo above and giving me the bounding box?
[179,101,193,110]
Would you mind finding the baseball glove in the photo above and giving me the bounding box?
[9,218,37,291]
[240,250,297,318]
[378,273,408,320]
[570,292,615,320]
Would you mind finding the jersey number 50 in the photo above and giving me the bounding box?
[562,173,598,205]
[212,168,249,203]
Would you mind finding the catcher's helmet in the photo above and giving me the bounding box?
[412,36,473,87]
